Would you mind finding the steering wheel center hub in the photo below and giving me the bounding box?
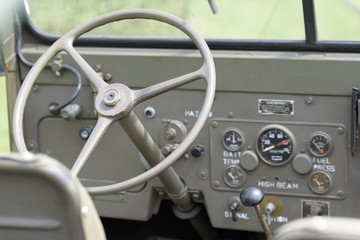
[104,89,120,106]
[95,83,132,118]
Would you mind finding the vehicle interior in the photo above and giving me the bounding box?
[1,0,360,239]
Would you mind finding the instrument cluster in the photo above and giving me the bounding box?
[210,119,347,199]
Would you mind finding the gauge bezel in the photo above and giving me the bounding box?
[308,132,333,157]
[308,171,333,194]
[256,124,296,166]
[223,165,246,188]
[222,128,245,152]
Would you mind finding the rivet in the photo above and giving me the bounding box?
[213,180,220,188]
[337,127,344,135]
[305,96,315,105]
[337,190,345,197]
[32,85,39,92]
[192,194,200,201]
[199,168,209,180]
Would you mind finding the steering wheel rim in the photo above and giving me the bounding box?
[13,9,216,195]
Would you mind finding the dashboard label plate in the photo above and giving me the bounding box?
[258,99,294,116]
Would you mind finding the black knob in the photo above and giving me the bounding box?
[240,186,272,239]
[191,145,205,157]
[240,186,264,207]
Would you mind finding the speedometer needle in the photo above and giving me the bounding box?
[277,138,291,146]
[263,138,291,152]
[263,145,275,152]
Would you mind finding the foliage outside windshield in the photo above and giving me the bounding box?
[27,0,360,41]
[0,76,10,152]
[27,0,305,40]
[315,0,360,40]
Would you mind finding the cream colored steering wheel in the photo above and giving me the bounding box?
[13,9,215,195]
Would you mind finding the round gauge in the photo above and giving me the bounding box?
[223,129,244,151]
[309,171,333,194]
[308,132,333,157]
[223,165,245,187]
[256,125,295,166]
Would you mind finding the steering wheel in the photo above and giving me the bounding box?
[13,9,215,195]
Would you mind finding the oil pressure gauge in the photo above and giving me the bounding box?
[309,171,333,194]
[256,125,295,166]
[308,132,333,157]
[223,128,244,151]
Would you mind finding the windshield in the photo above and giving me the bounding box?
[27,0,305,40]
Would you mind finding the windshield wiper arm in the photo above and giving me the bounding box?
[208,0,218,14]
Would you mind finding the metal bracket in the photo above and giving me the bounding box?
[351,87,360,155]
[154,188,204,203]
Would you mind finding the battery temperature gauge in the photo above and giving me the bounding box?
[223,129,244,151]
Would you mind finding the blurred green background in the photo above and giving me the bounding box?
[0,76,9,152]
[2,0,360,153]
[27,0,360,40]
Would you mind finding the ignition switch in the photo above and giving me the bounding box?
[264,202,276,226]
[260,196,283,226]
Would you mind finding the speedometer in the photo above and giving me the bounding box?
[256,125,295,166]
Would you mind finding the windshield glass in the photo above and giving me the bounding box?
[26,0,305,40]
[315,0,360,41]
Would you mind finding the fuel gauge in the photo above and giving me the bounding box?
[308,132,333,157]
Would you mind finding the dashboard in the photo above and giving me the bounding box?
[19,46,360,235]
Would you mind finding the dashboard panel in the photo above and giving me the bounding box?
[20,47,360,234]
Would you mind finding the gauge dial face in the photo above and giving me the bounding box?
[257,126,294,165]
[309,132,333,157]
[223,129,244,151]
[309,171,333,194]
[223,165,245,187]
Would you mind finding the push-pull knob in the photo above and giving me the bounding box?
[240,186,272,239]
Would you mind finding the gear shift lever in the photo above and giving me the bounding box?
[240,186,273,239]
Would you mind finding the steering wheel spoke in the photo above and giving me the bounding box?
[65,46,108,92]
[132,68,205,105]
[71,116,114,177]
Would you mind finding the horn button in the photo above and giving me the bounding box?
[95,83,133,118]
